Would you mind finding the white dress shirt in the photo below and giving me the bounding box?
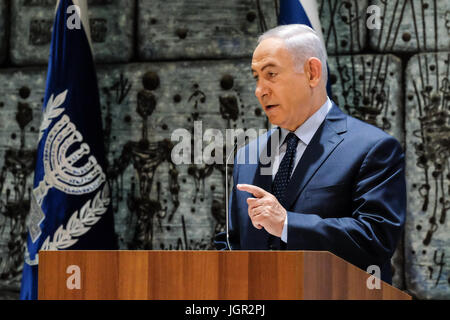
[272,98,333,243]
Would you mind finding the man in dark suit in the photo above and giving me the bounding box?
[221,24,406,284]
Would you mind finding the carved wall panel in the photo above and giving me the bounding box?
[370,0,450,52]
[96,60,265,250]
[328,54,404,143]
[0,67,46,289]
[0,1,6,64]
[405,52,450,299]
[318,0,368,54]
[10,0,135,66]
[137,0,278,60]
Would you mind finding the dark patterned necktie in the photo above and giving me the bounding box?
[272,132,299,204]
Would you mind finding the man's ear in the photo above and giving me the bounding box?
[305,57,322,88]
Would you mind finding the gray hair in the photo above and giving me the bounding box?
[258,24,328,84]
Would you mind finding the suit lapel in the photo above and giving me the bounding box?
[283,103,347,209]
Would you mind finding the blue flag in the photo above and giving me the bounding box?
[279,0,332,96]
[20,0,117,300]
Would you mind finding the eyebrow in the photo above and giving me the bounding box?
[251,63,277,75]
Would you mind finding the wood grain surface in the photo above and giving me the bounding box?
[38,250,411,300]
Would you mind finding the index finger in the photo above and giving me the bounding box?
[237,184,268,198]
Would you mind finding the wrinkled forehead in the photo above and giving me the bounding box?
[253,38,286,58]
[251,38,292,71]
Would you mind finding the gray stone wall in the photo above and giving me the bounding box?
[0,1,6,64]
[10,0,135,64]
[0,0,448,299]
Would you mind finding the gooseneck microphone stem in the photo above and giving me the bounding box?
[225,140,238,251]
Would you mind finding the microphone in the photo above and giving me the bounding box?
[224,141,237,251]
[224,132,248,251]
[223,129,267,250]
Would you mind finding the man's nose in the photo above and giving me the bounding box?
[255,81,270,99]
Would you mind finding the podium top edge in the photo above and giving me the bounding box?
[38,250,331,253]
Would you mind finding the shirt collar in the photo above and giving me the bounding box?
[279,97,333,147]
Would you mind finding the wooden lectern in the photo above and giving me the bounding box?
[38,250,411,300]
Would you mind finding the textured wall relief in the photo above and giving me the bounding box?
[10,0,134,65]
[405,52,450,299]
[370,0,450,52]
[96,60,265,251]
[0,1,6,64]
[318,0,368,54]
[101,69,181,250]
[0,68,46,289]
[329,54,403,142]
[138,0,278,60]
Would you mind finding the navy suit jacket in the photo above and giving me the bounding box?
[222,102,406,284]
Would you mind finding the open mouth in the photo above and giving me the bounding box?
[265,104,279,110]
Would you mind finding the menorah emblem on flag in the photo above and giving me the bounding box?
[33,89,106,207]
